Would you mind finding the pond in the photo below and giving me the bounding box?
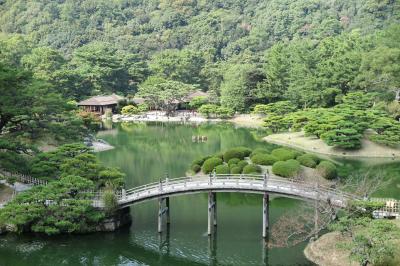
[0,122,398,266]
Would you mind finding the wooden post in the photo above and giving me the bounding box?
[166,197,170,224]
[262,192,269,238]
[158,198,163,233]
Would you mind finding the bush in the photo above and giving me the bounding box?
[223,147,252,162]
[250,148,270,158]
[215,106,235,118]
[229,163,238,170]
[251,154,278,166]
[215,164,230,174]
[228,158,241,166]
[271,148,296,161]
[316,161,337,180]
[121,105,139,115]
[191,164,201,173]
[191,158,205,167]
[230,166,242,174]
[296,154,319,168]
[272,159,301,178]
[213,152,224,159]
[202,157,223,174]
[103,189,118,214]
[137,103,149,113]
[243,164,262,174]
[237,160,248,170]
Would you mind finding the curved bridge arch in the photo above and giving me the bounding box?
[95,174,359,238]
[115,174,356,208]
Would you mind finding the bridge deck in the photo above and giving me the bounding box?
[94,175,356,208]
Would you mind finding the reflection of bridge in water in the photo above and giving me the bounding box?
[95,173,364,238]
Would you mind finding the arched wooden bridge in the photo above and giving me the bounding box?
[94,173,359,238]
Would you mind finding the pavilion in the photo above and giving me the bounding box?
[77,94,124,115]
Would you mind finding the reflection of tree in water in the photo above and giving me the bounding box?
[0,229,206,266]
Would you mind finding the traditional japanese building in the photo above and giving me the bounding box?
[77,94,124,114]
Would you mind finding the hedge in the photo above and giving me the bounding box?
[230,166,242,174]
[272,159,301,178]
[296,154,319,168]
[250,148,270,158]
[202,157,223,174]
[251,154,278,166]
[191,164,201,173]
[316,161,337,180]
[213,152,224,159]
[228,158,241,166]
[271,148,297,161]
[223,147,252,162]
[215,164,230,174]
[243,164,262,174]
[229,163,238,170]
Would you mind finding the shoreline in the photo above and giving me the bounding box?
[264,131,400,160]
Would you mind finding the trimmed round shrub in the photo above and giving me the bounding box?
[201,155,212,162]
[191,158,205,167]
[228,158,241,166]
[230,166,242,174]
[213,152,224,159]
[191,164,201,173]
[251,154,278,166]
[237,160,248,170]
[272,159,301,178]
[243,164,262,174]
[316,161,337,180]
[202,157,223,174]
[296,154,319,168]
[215,164,230,174]
[271,148,296,161]
[250,148,270,158]
[223,147,252,162]
[229,163,238,170]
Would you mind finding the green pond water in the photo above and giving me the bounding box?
[1,122,399,266]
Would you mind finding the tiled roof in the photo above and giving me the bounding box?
[78,94,124,106]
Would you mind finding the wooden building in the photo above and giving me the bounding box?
[78,94,124,115]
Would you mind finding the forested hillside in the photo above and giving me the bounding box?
[0,0,399,106]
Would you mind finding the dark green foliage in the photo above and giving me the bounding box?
[228,158,241,166]
[230,166,243,174]
[251,154,278,166]
[272,159,301,178]
[271,148,296,161]
[316,161,337,180]
[191,164,201,173]
[191,158,205,167]
[242,164,262,174]
[201,157,223,174]
[0,175,105,235]
[223,147,252,162]
[237,160,249,170]
[296,154,319,168]
[215,165,230,175]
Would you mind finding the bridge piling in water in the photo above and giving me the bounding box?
[208,192,217,235]
[262,193,270,238]
[158,197,170,233]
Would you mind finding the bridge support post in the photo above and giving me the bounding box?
[262,192,269,238]
[166,197,170,224]
[158,198,163,233]
[213,193,217,227]
[208,192,216,235]
[158,197,170,233]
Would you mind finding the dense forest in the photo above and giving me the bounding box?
[0,0,399,105]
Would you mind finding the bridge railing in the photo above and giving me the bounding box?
[121,174,358,203]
